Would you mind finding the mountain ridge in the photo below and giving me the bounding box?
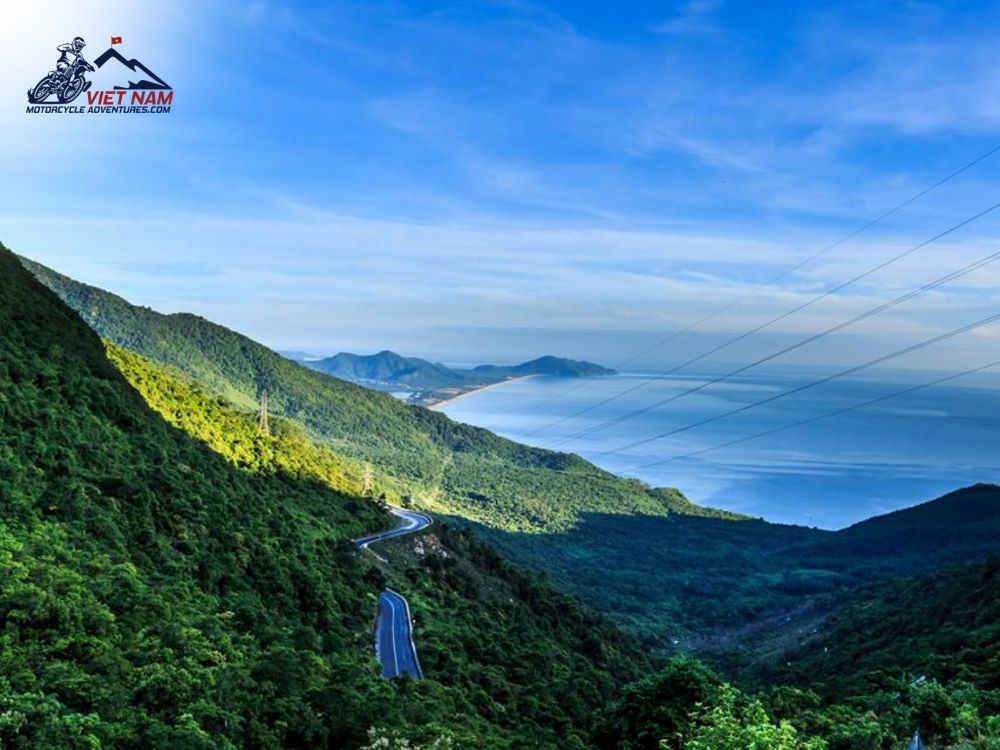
[303,349,615,404]
[17,253,709,532]
[19,250,1000,656]
[0,241,658,748]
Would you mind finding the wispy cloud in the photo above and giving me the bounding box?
[623,123,766,171]
[651,0,723,36]
[7,197,999,368]
[4,0,1000,371]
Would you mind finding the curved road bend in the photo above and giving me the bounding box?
[354,506,433,549]
[353,507,432,679]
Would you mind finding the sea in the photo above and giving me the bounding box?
[437,369,1000,529]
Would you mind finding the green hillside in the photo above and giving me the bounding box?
[741,556,1000,699]
[6,244,1000,749]
[20,254,698,535]
[456,483,1000,651]
[777,484,1000,572]
[21,253,1000,656]
[0,245,662,748]
[307,350,464,388]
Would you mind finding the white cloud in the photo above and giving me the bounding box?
[6,198,998,372]
[652,0,723,36]
[3,0,999,374]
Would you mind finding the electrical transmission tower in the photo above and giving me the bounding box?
[258,389,270,436]
[361,463,374,496]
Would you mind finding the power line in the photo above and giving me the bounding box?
[549,232,1000,448]
[593,309,1000,460]
[543,198,1000,448]
[610,143,1000,373]
[633,358,1000,470]
[544,198,1000,445]
[526,145,1000,438]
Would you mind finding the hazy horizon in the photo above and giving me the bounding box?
[438,371,1000,529]
[5,0,1000,378]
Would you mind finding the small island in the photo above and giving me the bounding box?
[294,350,616,406]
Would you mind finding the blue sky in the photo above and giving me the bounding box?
[3,0,1000,370]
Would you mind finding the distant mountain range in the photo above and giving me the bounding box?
[0,244,655,747]
[15,247,1000,745]
[470,354,616,378]
[300,350,615,404]
[306,350,465,389]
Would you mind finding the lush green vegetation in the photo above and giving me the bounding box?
[105,344,369,499]
[21,254,714,535]
[371,522,653,749]
[1,246,383,747]
[0,245,656,748]
[465,513,831,646]
[729,556,1000,700]
[601,659,1000,750]
[14,247,1000,749]
[460,484,1000,650]
[22,253,1000,656]
[774,483,1000,574]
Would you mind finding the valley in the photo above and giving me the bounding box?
[3,243,999,748]
[9,4,1000,747]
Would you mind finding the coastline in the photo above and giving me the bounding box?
[427,374,541,410]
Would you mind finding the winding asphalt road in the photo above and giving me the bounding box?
[354,506,433,550]
[353,507,432,679]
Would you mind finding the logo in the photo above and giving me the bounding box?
[26,36,172,115]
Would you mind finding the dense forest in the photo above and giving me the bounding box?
[21,255,709,533]
[0,245,651,748]
[6,244,1000,748]
[24,254,1000,661]
[471,484,1000,648]
[107,338,657,747]
[729,556,1000,699]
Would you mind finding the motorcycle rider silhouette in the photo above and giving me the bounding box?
[28,36,94,104]
[55,37,88,75]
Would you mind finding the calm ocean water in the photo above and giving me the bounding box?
[438,370,1000,529]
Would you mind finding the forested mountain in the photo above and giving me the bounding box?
[0,245,657,748]
[788,483,1000,567]
[7,244,1000,747]
[307,350,465,389]
[20,254,1000,655]
[745,555,1000,699]
[472,483,1000,650]
[303,349,615,404]
[19,255,720,537]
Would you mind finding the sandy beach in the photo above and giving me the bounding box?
[427,374,540,410]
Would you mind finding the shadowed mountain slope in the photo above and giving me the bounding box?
[0,244,661,748]
[20,252,1000,655]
